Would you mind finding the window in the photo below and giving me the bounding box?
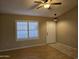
[16,21,39,41]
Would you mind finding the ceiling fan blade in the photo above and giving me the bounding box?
[50,0,52,1]
[34,1,43,3]
[30,4,40,9]
[42,0,48,2]
[51,2,62,5]
[45,0,48,2]
[36,5,44,9]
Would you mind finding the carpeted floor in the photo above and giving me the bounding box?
[0,46,74,59]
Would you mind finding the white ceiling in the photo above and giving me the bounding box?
[0,0,77,17]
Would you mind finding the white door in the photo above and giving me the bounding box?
[46,21,56,43]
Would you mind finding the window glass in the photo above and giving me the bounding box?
[29,30,38,38]
[16,21,39,40]
[17,22,28,30]
[17,31,28,39]
[29,22,38,30]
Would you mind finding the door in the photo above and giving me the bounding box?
[46,21,56,43]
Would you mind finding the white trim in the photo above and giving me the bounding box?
[16,21,40,41]
[0,43,46,52]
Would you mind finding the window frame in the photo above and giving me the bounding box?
[16,20,39,41]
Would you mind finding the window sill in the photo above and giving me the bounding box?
[16,38,40,41]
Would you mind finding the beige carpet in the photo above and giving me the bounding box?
[0,46,73,59]
[48,43,77,59]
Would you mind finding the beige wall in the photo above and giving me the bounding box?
[0,14,53,50]
[0,7,77,50]
[57,7,78,48]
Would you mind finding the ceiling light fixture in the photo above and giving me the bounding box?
[44,3,50,8]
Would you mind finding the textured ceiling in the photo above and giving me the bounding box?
[0,0,77,17]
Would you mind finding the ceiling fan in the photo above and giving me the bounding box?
[34,0,62,9]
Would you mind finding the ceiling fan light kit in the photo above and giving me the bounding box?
[44,3,50,8]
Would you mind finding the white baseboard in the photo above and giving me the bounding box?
[0,43,46,52]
